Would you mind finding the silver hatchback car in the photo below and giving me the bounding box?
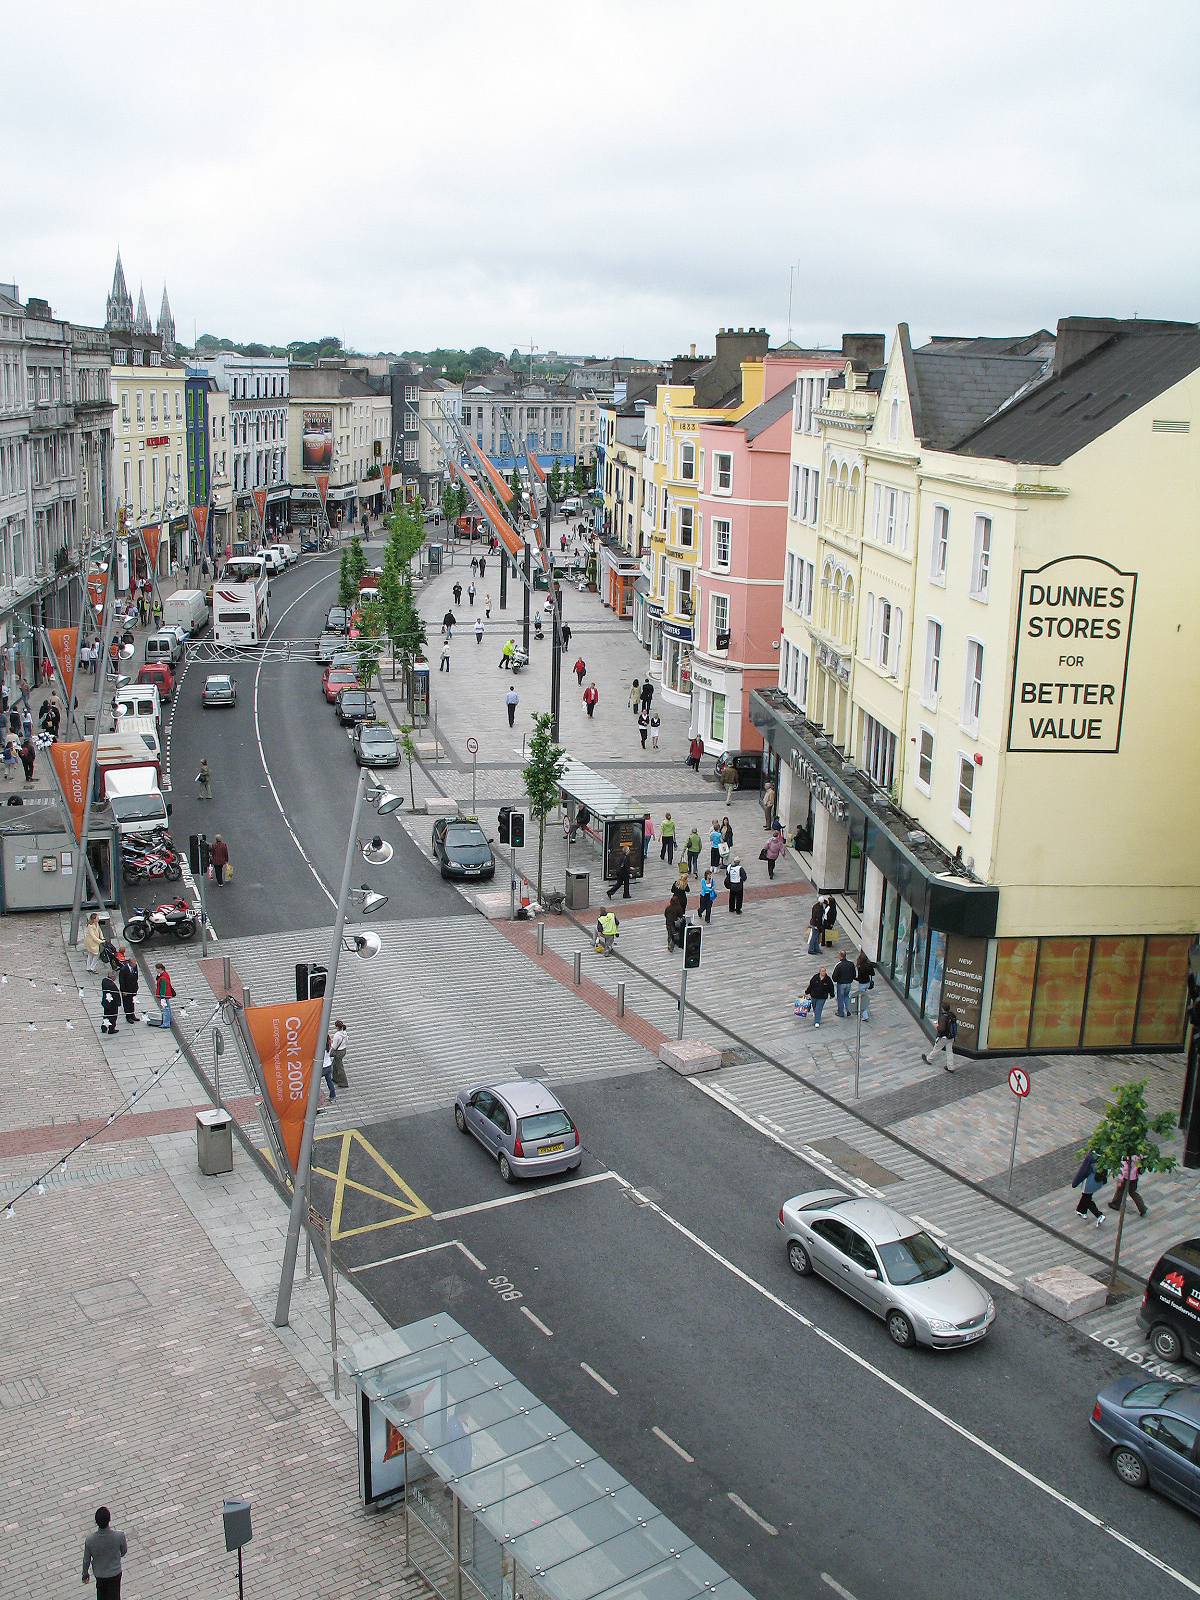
[778,1189,995,1349]
[455,1080,581,1184]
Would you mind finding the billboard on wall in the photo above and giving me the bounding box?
[302,409,334,472]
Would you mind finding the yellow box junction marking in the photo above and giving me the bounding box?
[311,1129,431,1240]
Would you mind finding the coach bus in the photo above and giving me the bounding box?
[213,555,270,646]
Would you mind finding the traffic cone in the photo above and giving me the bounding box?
[521,877,531,908]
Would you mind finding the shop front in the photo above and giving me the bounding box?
[689,659,729,753]
[660,617,691,707]
[646,597,663,671]
[632,575,651,649]
[598,542,638,617]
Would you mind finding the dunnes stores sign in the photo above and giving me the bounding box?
[1006,556,1136,754]
[789,749,849,823]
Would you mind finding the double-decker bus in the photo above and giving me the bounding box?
[213,555,270,646]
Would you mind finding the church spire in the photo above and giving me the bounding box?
[134,284,151,337]
[157,285,175,353]
[107,249,133,333]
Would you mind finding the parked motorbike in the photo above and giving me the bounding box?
[510,647,530,674]
[123,897,198,945]
[121,845,182,884]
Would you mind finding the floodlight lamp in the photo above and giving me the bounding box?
[359,885,388,915]
[375,791,404,816]
[361,835,393,865]
[352,930,381,959]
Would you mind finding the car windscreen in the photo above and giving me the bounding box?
[445,825,491,863]
[206,679,232,691]
[518,1111,573,1143]
[1124,1382,1185,1408]
[360,726,393,745]
[877,1232,953,1286]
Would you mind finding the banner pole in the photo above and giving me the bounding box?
[68,542,119,945]
[275,765,370,1327]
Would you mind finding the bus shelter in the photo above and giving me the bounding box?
[559,757,646,881]
[343,1315,753,1600]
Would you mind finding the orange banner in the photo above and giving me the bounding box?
[525,450,546,484]
[449,460,523,560]
[47,627,78,703]
[86,572,107,615]
[192,506,208,545]
[464,434,513,504]
[252,489,267,530]
[316,474,329,509]
[141,526,160,572]
[244,999,324,1174]
[49,742,92,843]
[381,464,392,495]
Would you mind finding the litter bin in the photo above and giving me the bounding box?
[565,868,590,911]
[196,1108,233,1176]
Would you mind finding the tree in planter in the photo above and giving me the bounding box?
[354,599,386,690]
[573,459,587,497]
[522,711,567,901]
[379,549,403,680]
[348,532,368,587]
[547,461,564,504]
[337,547,357,610]
[1083,1079,1176,1293]
[394,569,427,693]
[440,481,457,529]
[398,723,418,809]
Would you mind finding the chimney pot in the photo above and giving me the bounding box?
[738,327,744,333]
[689,344,695,359]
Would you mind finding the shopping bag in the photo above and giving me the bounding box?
[224,861,233,884]
[206,865,215,881]
[795,996,812,1018]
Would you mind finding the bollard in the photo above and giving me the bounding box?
[222,955,231,996]
[573,951,582,985]
[536,922,545,955]
[617,981,625,1017]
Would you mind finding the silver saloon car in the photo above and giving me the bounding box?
[778,1190,995,1349]
[201,673,237,708]
[455,1081,581,1184]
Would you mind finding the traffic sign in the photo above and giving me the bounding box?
[1008,1067,1030,1098]
[466,737,478,754]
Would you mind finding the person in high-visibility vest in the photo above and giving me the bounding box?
[595,910,619,956]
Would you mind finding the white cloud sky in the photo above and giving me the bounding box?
[6,0,1198,358]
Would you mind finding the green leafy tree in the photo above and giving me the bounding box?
[522,711,568,900]
[385,496,425,575]
[348,533,367,586]
[354,599,386,690]
[395,570,427,690]
[547,461,563,504]
[399,723,418,809]
[1084,1080,1176,1292]
[509,468,523,525]
[440,482,457,528]
[337,547,357,609]
[379,548,403,680]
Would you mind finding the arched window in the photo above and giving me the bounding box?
[889,396,899,442]
[848,466,860,531]
[838,464,849,527]
[841,576,855,648]
[820,560,834,631]
[825,465,836,525]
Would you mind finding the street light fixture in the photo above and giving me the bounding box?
[361,835,393,866]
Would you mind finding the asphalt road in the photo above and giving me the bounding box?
[327,1070,1198,1600]
[165,552,469,938]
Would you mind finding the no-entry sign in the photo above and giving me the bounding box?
[1008,1067,1030,1098]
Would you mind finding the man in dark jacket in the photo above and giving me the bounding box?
[116,950,139,1024]
[805,966,835,1027]
[664,890,686,951]
[100,976,121,1035]
[832,953,856,1017]
[923,1003,957,1071]
[607,852,634,900]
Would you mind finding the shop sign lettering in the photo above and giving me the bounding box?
[789,749,848,822]
[1007,557,1135,754]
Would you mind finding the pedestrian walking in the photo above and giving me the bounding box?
[699,869,716,923]
[83,912,104,973]
[442,608,457,637]
[479,557,486,577]
[485,593,492,618]
[475,618,484,644]
[453,582,462,606]
[468,582,477,608]
[1,739,13,781]
[330,1018,349,1088]
[686,735,704,771]
[822,894,838,947]
[560,623,572,650]
[643,813,654,850]
[725,856,746,914]
[1110,1154,1148,1216]
[471,556,479,577]
[659,812,676,864]
[100,975,120,1035]
[638,708,650,748]
[923,1002,958,1071]
[1072,1150,1107,1225]
[762,781,776,831]
[196,758,212,801]
[640,680,654,713]
[440,641,451,673]
[832,952,856,1017]
[856,949,875,1020]
[722,762,737,807]
[685,826,703,877]
[805,966,835,1027]
[708,821,722,870]
[499,639,515,669]
[117,949,139,1024]
[210,834,229,885]
[505,687,519,727]
[82,1505,127,1599]
[583,681,599,718]
[764,827,785,879]
[673,866,691,901]
[664,889,687,952]
[607,852,633,900]
[574,656,587,686]
[321,1034,337,1103]
[19,735,35,785]
[145,961,174,1028]
[650,712,660,749]
[629,681,641,713]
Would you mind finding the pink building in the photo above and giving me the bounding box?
[691,355,825,755]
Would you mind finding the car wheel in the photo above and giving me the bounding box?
[787,1240,812,1277]
[1112,1447,1148,1489]
[887,1310,915,1348]
[1149,1323,1182,1362]
[454,1104,467,1133]
[498,1153,515,1184]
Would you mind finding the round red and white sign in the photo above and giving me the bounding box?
[466,737,478,755]
[1008,1067,1030,1098]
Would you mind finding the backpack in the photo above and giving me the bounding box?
[947,1013,958,1040]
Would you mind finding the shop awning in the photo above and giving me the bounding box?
[749,687,998,937]
[633,575,650,597]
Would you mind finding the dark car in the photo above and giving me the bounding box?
[352,721,399,767]
[432,817,495,881]
[715,749,763,789]
[335,688,376,725]
[1138,1238,1200,1366]
[1090,1375,1200,1513]
[326,605,350,634]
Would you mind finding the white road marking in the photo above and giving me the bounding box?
[727,1492,777,1535]
[350,1238,484,1273]
[651,1425,694,1463]
[908,1213,944,1238]
[455,1241,486,1271]
[947,1249,1017,1294]
[617,1173,1200,1595]
[520,1306,553,1337]
[975,1252,1014,1277]
[821,1575,858,1599]
[580,1361,618,1396]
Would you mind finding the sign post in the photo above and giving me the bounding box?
[853,989,863,1098]
[1007,1066,1030,1190]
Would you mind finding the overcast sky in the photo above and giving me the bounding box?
[6,1,1198,360]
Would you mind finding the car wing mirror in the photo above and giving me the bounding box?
[864,1268,879,1279]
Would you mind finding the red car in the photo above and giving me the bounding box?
[323,667,358,703]
[137,662,174,700]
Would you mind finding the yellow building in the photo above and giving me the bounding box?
[110,352,187,575]
[754,317,1200,1054]
[598,399,646,620]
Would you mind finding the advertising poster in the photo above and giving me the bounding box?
[46,627,78,704]
[940,936,987,1050]
[986,937,1038,1050]
[1081,936,1143,1049]
[243,999,323,1171]
[1029,936,1091,1049]
[604,819,646,880]
[302,409,334,472]
[49,742,92,843]
[1134,936,1191,1047]
[360,1395,408,1504]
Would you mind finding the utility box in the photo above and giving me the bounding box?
[565,868,589,911]
[196,1108,233,1176]
[429,543,442,575]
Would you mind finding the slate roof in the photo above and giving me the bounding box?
[737,385,794,442]
[954,319,1200,465]
[901,324,1051,451]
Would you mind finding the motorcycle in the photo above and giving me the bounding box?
[509,646,530,673]
[122,845,182,884]
[123,897,198,945]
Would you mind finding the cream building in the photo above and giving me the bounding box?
[753,316,1200,1055]
[110,353,187,572]
[598,399,646,619]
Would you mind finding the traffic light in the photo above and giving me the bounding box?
[295,962,327,1002]
[189,833,211,875]
[509,811,525,849]
[498,806,511,844]
[683,923,702,970]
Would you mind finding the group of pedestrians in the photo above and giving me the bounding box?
[1072,1150,1150,1225]
[800,949,875,1028]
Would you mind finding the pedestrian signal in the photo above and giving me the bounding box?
[683,924,702,970]
[510,812,525,849]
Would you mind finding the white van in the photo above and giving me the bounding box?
[114,714,161,760]
[560,497,582,518]
[163,588,210,636]
[114,685,162,729]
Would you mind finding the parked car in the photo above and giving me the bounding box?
[259,547,284,574]
[137,662,174,701]
[326,605,350,634]
[271,542,297,567]
[145,630,182,667]
[1090,1376,1200,1512]
[1138,1238,1200,1365]
[454,1081,581,1185]
[201,673,237,708]
[352,721,399,767]
[432,817,495,881]
[326,650,360,677]
[335,687,376,725]
[323,667,359,703]
[559,496,582,517]
[317,632,346,664]
[777,1190,995,1349]
[715,749,764,790]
